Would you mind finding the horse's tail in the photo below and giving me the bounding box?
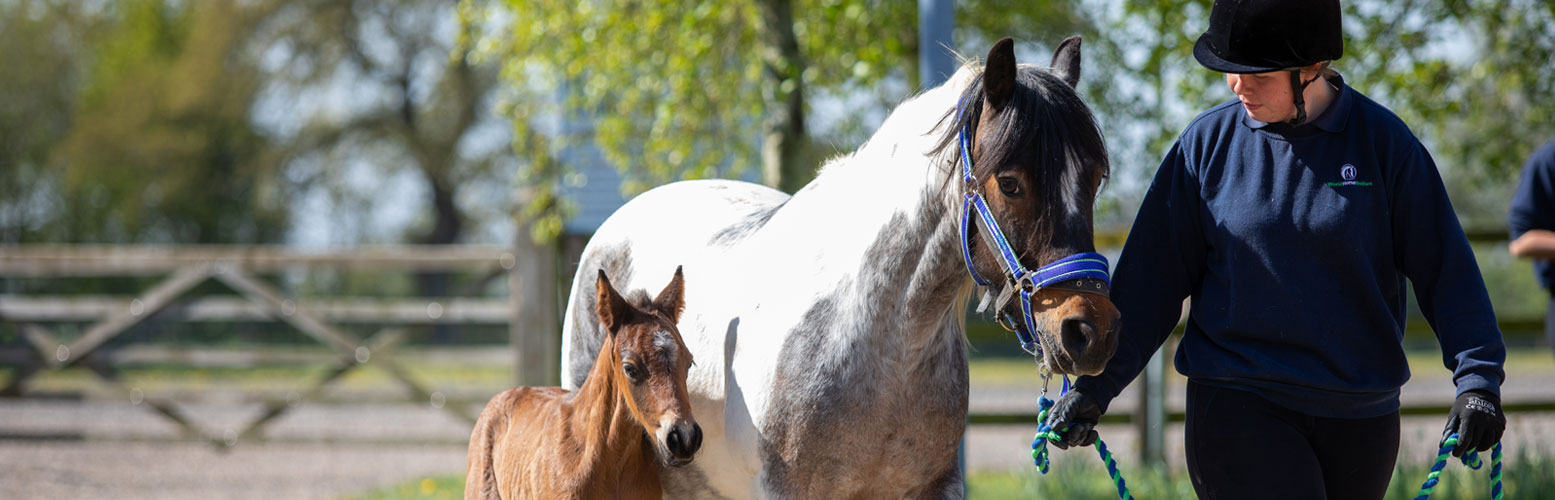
[465,389,518,500]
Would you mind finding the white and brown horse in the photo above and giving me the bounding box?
[561,37,1118,498]
[468,267,700,499]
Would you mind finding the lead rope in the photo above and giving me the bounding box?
[1412,434,1504,500]
[1030,375,1135,500]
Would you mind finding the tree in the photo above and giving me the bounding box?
[1339,0,1555,226]
[47,0,289,244]
[457,0,1100,242]
[253,0,511,249]
[0,2,104,243]
[1082,0,1555,227]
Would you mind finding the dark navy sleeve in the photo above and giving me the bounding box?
[1389,139,1506,397]
[1509,141,1555,239]
[1075,141,1207,411]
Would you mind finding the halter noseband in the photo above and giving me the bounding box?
[954,96,1111,360]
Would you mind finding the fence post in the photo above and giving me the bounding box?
[511,215,560,387]
[1137,346,1167,468]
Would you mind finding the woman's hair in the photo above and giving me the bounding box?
[1310,61,1338,79]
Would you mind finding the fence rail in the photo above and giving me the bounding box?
[0,243,561,448]
[0,244,515,276]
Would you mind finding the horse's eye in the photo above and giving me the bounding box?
[997,176,1022,197]
[622,362,645,383]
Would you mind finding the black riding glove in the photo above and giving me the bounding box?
[1443,389,1505,457]
[1045,389,1102,450]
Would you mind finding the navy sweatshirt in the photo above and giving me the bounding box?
[1508,140,1555,292]
[1076,76,1506,418]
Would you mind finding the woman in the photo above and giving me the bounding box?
[1044,0,1507,498]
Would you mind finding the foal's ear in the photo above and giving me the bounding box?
[983,37,1017,110]
[653,266,686,323]
[595,269,632,334]
[1050,35,1082,89]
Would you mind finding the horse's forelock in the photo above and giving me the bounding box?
[930,65,1110,258]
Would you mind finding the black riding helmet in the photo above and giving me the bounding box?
[1193,0,1344,125]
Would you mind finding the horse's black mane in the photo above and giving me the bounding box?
[930,65,1110,255]
[932,65,1110,197]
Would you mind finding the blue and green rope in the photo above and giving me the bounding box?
[1030,379,1134,500]
[1412,433,1503,500]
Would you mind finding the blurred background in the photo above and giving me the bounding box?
[1,0,1553,498]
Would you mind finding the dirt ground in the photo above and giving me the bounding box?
[2,356,1553,499]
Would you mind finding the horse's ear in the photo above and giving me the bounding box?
[1050,35,1082,88]
[595,269,631,334]
[984,37,1017,110]
[653,266,686,323]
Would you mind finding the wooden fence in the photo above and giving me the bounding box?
[0,244,559,447]
[1,234,1547,461]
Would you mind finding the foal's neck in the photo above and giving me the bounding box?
[571,337,656,472]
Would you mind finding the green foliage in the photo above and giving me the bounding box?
[47,0,288,243]
[458,0,1098,242]
[1081,0,1555,227]
[0,1,103,243]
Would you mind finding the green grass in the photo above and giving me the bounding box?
[971,448,1554,500]
[342,475,464,500]
[347,452,1554,500]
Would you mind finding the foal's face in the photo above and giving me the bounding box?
[963,38,1121,375]
[595,267,701,466]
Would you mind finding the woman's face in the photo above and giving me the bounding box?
[1226,71,1296,123]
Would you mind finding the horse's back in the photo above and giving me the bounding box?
[561,179,788,390]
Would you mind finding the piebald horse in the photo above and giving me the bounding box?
[467,267,701,500]
[560,37,1118,499]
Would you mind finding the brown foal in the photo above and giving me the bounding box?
[466,267,700,500]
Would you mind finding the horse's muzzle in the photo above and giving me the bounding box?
[665,422,702,466]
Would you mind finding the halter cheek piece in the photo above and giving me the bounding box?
[954,96,1112,359]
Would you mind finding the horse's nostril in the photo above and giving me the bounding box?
[667,428,684,453]
[1060,318,1094,357]
[689,423,703,452]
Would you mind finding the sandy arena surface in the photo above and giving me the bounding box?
[3,359,1553,499]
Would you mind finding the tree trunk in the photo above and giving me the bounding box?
[755,0,809,193]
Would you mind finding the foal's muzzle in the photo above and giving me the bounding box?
[665,422,702,466]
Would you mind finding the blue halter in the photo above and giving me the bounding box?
[954,97,1112,357]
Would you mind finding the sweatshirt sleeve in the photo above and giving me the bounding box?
[1390,139,1506,398]
[1075,141,1207,411]
[1509,141,1555,238]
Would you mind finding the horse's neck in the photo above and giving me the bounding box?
[569,337,653,472]
[777,121,972,360]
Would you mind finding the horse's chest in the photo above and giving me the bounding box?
[757,328,968,497]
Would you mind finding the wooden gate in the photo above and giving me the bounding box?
[0,244,554,447]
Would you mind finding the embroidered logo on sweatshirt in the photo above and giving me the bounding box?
[1327,163,1373,187]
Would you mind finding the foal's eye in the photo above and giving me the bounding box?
[622,362,645,383]
[997,176,1022,197]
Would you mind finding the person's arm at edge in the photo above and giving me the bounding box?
[1509,142,1555,259]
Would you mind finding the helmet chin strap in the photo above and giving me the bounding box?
[1285,68,1323,126]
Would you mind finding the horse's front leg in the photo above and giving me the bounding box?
[914,464,965,500]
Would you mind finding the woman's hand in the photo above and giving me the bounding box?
[1443,390,1506,457]
[1045,389,1103,449]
